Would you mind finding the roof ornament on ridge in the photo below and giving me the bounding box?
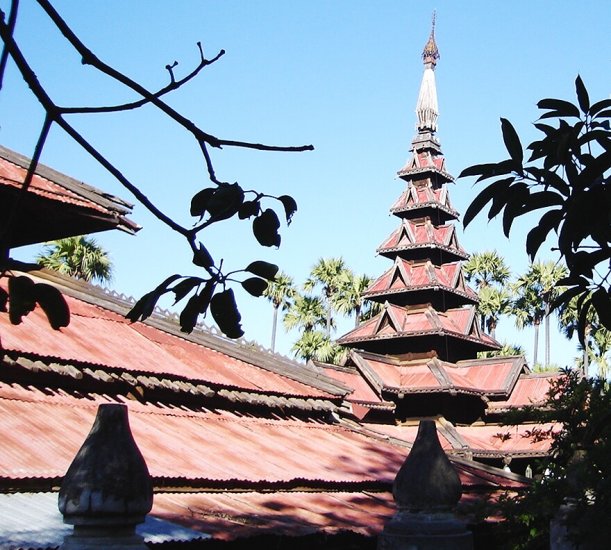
[416,11,439,133]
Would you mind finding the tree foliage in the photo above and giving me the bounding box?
[0,0,312,339]
[36,236,112,284]
[496,371,611,549]
[460,77,611,344]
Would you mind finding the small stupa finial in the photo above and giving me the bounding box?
[422,11,440,67]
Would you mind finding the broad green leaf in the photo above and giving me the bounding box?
[575,75,590,114]
[524,207,564,258]
[171,277,202,304]
[462,177,514,228]
[126,290,160,323]
[245,260,279,280]
[278,195,298,225]
[252,209,281,247]
[179,280,215,333]
[190,188,216,217]
[458,162,499,178]
[501,182,529,237]
[537,98,580,118]
[8,276,36,325]
[207,183,244,222]
[500,118,523,165]
[126,274,182,322]
[591,287,611,330]
[590,98,611,117]
[32,283,70,330]
[210,288,244,339]
[238,200,260,220]
[192,243,214,269]
[241,277,268,297]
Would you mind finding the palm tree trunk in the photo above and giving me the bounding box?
[533,321,540,367]
[544,302,550,367]
[354,305,361,328]
[271,306,279,352]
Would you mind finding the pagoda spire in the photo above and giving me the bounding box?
[416,12,439,133]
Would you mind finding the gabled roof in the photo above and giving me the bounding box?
[390,183,458,220]
[396,149,454,182]
[364,258,477,304]
[330,350,524,400]
[377,218,468,261]
[0,145,139,247]
[337,302,499,359]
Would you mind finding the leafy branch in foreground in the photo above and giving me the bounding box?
[0,0,313,339]
[460,76,610,344]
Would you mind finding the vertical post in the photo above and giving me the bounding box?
[58,404,153,549]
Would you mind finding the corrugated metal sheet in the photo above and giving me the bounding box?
[0,492,207,549]
[0,290,331,398]
[0,383,401,484]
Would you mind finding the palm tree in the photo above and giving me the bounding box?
[513,261,567,368]
[291,330,347,364]
[263,271,295,352]
[283,294,328,333]
[478,342,526,359]
[464,251,511,331]
[559,293,610,377]
[36,236,112,284]
[333,270,373,328]
[303,257,347,336]
[477,286,513,339]
[464,250,511,290]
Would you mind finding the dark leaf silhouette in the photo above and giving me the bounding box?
[253,209,281,247]
[32,283,70,329]
[210,289,244,338]
[241,277,268,297]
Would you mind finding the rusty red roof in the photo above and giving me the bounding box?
[0,146,139,246]
[377,219,468,260]
[365,258,477,303]
[361,419,557,459]
[338,303,498,353]
[0,271,346,400]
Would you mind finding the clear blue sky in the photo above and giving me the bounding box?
[2,1,610,366]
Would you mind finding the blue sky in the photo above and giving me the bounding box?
[2,1,610,366]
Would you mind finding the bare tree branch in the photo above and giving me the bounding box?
[59,46,226,115]
[0,0,18,91]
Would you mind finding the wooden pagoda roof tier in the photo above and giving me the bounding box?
[336,303,499,362]
[377,218,468,264]
[0,145,140,248]
[390,183,459,223]
[364,257,478,310]
[396,147,454,184]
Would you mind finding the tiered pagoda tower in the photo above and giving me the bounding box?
[337,21,499,363]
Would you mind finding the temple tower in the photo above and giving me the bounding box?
[338,18,499,363]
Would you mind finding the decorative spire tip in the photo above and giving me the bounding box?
[422,11,440,66]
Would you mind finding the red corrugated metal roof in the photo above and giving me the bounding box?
[0,383,399,484]
[362,421,556,458]
[0,157,110,214]
[0,282,331,398]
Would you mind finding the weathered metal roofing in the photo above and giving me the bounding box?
[360,420,556,459]
[0,145,139,246]
[0,492,207,549]
[0,271,347,401]
[337,303,498,355]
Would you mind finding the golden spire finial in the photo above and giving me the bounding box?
[422,11,440,67]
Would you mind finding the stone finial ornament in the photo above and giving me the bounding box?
[58,403,153,549]
[378,420,473,550]
[392,419,461,512]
